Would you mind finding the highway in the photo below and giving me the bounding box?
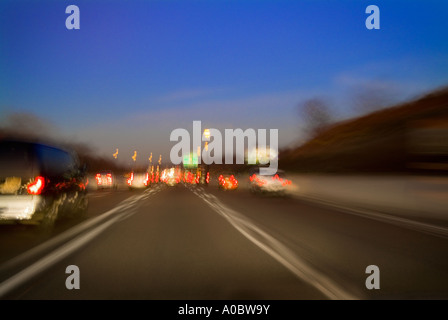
[0,180,447,300]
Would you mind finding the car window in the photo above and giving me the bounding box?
[37,145,77,177]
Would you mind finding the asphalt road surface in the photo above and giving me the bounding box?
[0,182,447,300]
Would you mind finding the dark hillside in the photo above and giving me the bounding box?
[280,87,448,174]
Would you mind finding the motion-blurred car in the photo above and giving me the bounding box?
[161,167,181,186]
[0,139,88,231]
[184,170,198,184]
[249,169,291,195]
[95,171,117,190]
[127,171,150,189]
[218,173,238,190]
[197,166,210,185]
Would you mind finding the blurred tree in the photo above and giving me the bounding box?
[1,112,56,139]
[299,98,334,138]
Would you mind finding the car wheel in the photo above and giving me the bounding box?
[74,193,89,218]
[38,198,61,232]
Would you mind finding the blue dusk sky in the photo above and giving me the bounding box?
[1,0,448,166]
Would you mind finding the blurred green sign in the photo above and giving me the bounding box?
[183,153,198,168]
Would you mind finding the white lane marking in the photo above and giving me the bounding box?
[0,187,160,274]
[0,186,163,298]
[189,186,359,300]
[296,196,448,239]
[342,207,448,239]
[0,211,126,297]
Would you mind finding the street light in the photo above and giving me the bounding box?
[202,129,211,182]
[203,128,210,155]
[203,128,210,140]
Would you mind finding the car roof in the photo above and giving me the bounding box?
[0,138,71,152]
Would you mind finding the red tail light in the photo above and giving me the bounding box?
[144,172,150,186]
[27,176,45,195]
[127,172,134,186]
[230,175,238,187]
[107,173,112,185]
[96,173,102,185]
